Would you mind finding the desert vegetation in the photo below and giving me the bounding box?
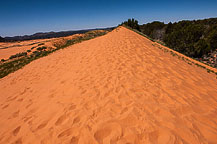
[121,19,217,75]
[121,18,217,68]
[139,18,217,67]
[37,43,44,46]
[31,46,36,50]
[121,18,140,31]
[36,46,47,51]
[9,52,27,59]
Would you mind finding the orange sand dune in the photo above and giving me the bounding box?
[0,26,217,144]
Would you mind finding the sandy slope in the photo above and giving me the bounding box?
[0,39,53,60]
[0,34,82,60]
[0,26,217,144]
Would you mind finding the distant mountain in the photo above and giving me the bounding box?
[3,27,115,41]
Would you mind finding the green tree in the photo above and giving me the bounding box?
[208,28,217,51]
[121,18,140,31]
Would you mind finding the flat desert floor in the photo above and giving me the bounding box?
[0,27,217,144]
[0,39,53,60]
[0,34,82,60]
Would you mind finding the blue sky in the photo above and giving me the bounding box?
[1,0,217,37]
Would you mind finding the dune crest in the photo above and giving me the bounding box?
[0,26,217,144]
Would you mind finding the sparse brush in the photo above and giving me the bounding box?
[9,52,27,59]
[38,43,44,46]
[37,46,47,51]
[1,59,6,62]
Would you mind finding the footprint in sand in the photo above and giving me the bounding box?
[68,104,76,111]
[73,116,80,124]
[7,96,17,102]
[13,126,21,136]
[2,104,9,109]
[23,116,32,123]
[14,137,22,144]
[70,136,79,144]
[36,121,49,130]
[12,110,20,118]
[17,98,23,102]
[94,123,122,143]
[55,114,68,126]
[94,128,112,143]
[58,128,73,138]
[120,107,128,114]
[81,90,87,94]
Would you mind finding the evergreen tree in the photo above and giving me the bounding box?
[140,18,217,58]
[121,18,140,31]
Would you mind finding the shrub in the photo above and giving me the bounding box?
[38,43,44,46]
[140,18,217,59]
[0,57,30,78]
[9,52,27,59]
[37,46,47,51]
[121,18,140,31]
[1,59,5,62]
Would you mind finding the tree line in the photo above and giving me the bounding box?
[121,18,140,31]
[121,18,217,58]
